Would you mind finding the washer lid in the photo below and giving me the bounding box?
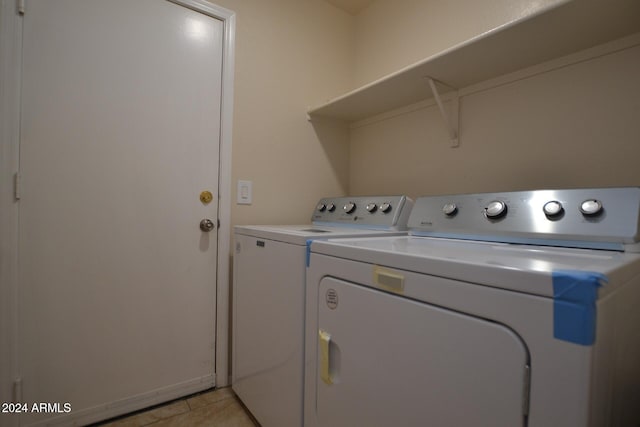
[234,224,407,245]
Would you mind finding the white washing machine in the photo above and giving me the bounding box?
[232,195,413,427]
[305,188,640,427]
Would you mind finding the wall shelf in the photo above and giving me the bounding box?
[307,0,640,124]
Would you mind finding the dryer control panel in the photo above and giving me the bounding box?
[408,187,640,251]
[312,196,413,230]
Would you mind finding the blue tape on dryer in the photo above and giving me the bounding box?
[552,270,608,346]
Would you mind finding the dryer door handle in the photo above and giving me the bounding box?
[319,329,333,385]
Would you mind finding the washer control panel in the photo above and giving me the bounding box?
[408,188,640,250]
[311,196,413,230]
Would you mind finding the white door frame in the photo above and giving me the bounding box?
[168,0,237,391]
[0,1,235,414]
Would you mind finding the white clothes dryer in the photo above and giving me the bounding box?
[305,188,640,427]
[232,196,413,427]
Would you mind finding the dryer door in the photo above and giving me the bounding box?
[315,277,529,427]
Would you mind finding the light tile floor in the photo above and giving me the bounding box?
[95,387,258,427]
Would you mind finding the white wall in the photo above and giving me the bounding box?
[212,0,354,226]
[353,0,566,87]
[349,42,640,198]
[347,0,640,198]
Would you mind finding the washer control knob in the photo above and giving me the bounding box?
[485,200,507,219]
[380,202,392,213]
[316,203,327,212]
[366,203,377,213]
[543,200,563,217]
[580,199,603,216]
[442,203,457,216]
[327,203,336,212]
[344,202,356,214]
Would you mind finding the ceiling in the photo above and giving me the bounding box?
[323,0,375,15]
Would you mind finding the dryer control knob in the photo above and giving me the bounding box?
[543,201,563,217]
[344,202,356,214]
[380,202,392,213]
[442,203,458,216]
[327,203,336,212]
[366,203,377,213]
[580,199,603,216]
[316,203,327,212]
[485,200,507,219]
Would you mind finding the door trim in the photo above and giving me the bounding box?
[0,1,236,415]
[169,0,237,390]
[0,0,24,414]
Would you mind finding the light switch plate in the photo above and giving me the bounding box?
[237,180,252,205]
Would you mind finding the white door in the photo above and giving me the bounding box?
[315,277,529,427]
[18,1,223,425]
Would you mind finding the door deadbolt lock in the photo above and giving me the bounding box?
[200,191,213,204]
[200,219,215,232]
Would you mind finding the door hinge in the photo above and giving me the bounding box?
[522,364,531,417]
[17,0,25,15]
[14,172,21,200]
[13,377,23,402]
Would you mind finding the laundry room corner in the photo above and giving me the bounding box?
[2,0,639,425]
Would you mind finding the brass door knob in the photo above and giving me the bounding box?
[200,191,213,204]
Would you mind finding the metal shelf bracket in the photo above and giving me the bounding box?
[427,77,459,147]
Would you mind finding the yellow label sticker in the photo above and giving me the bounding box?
[373,265,405,294]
